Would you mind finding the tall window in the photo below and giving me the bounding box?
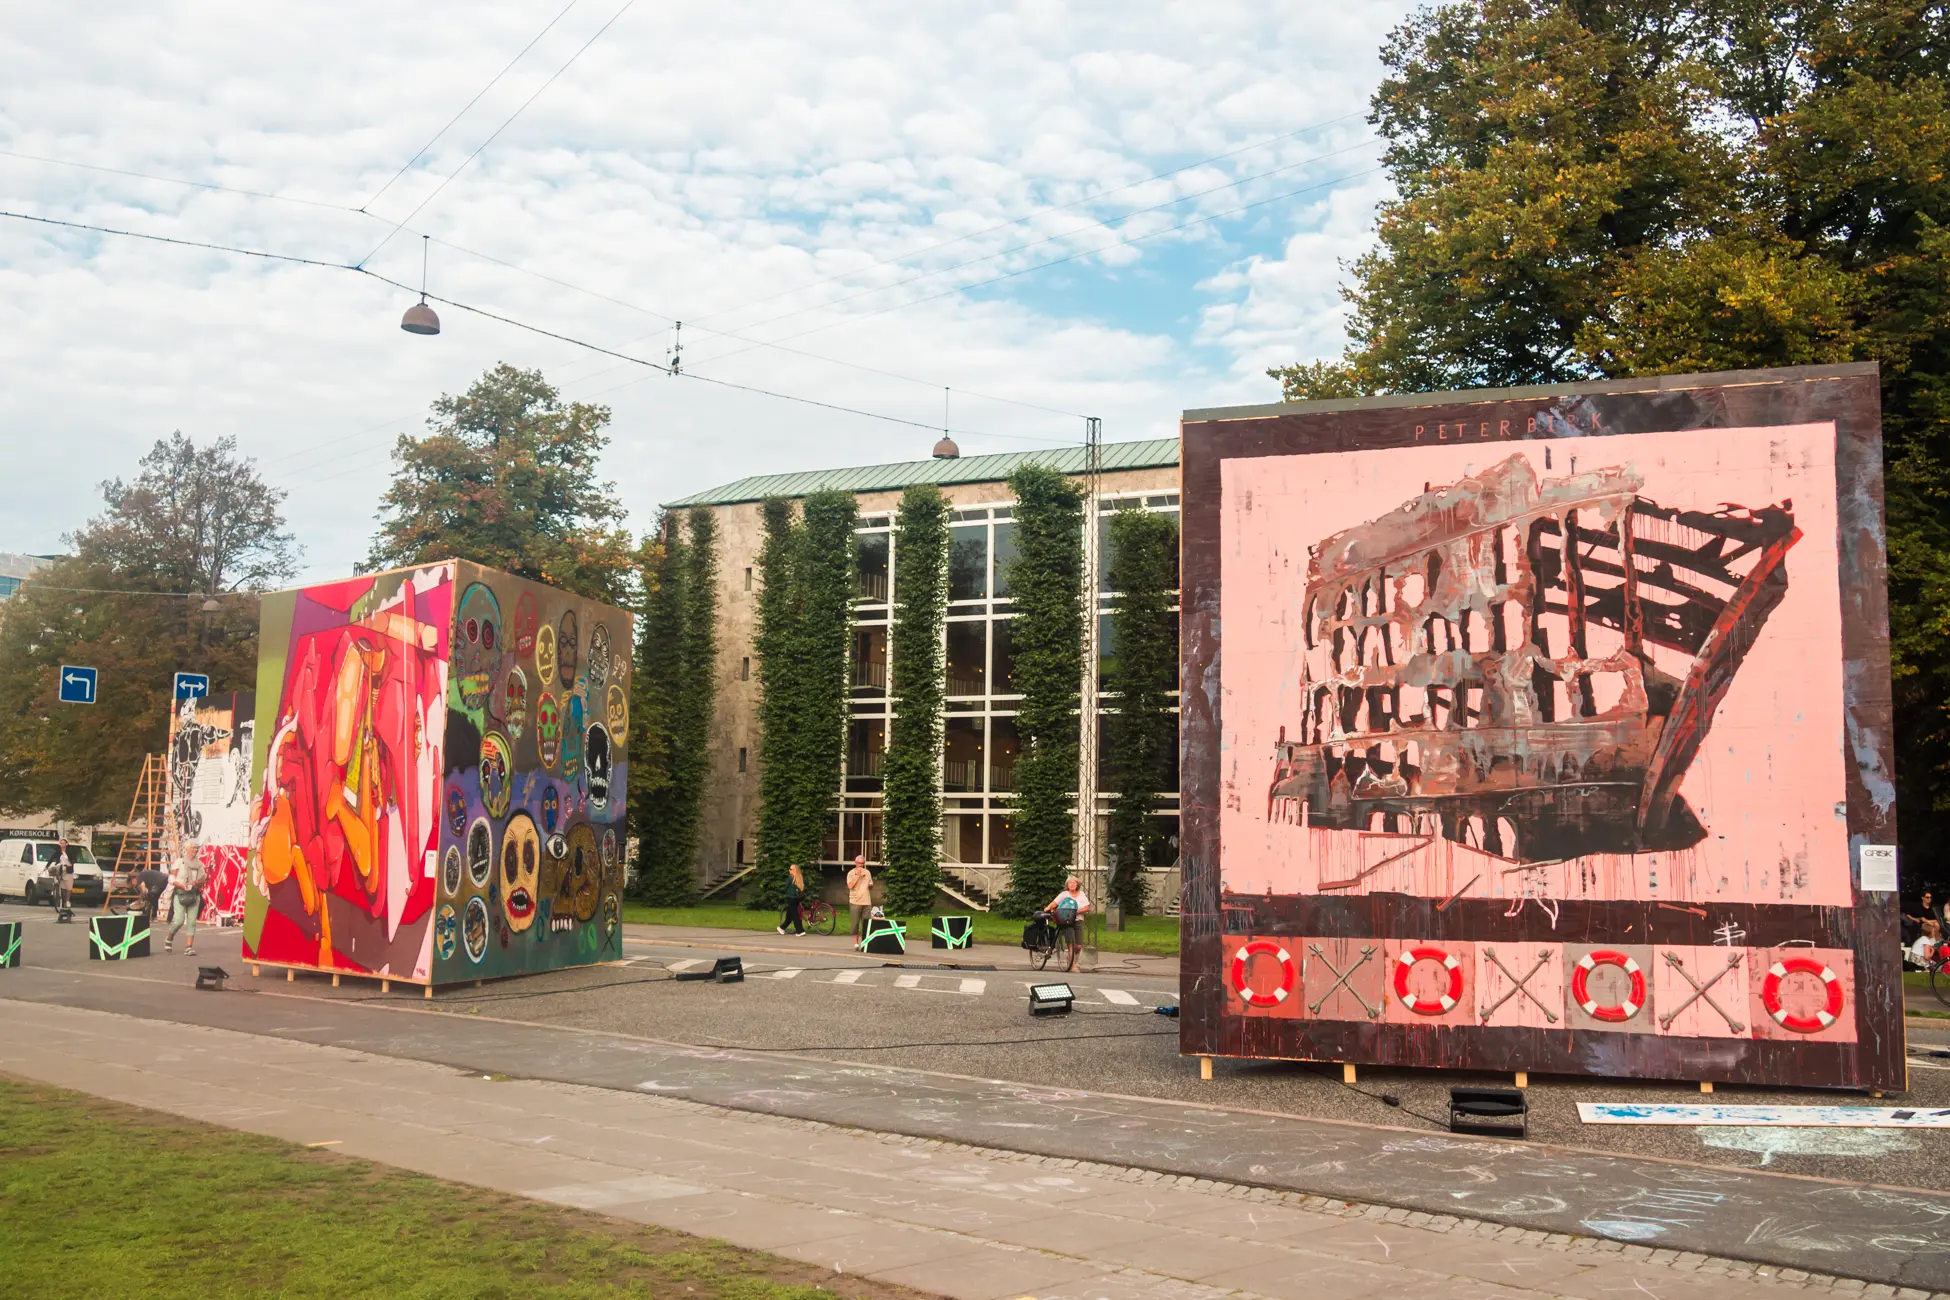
[821,494,1178,873]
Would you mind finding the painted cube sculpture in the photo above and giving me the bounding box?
[243,561,631,986]
[1180,364,1903,1090]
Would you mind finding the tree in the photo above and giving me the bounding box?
[367,363,638,604]
[629,508,718,904]
[881,484,949,914]
[1103,507,1179,916]
[751,491,858,909]
[1270,0,1950,860]
[0,433,298,824]
[997,465,1084,917]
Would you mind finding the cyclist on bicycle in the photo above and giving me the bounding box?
[1042,876,1091,972]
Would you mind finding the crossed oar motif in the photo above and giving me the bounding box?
[1308,942,1380,1019]
[1479,946,1558,1024]
[1660,950,1745,1032]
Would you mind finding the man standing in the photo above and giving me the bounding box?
[164,856,205,956]
[53,838,75,912]
[846,854,874,948]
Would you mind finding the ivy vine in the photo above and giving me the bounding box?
[881,484,948,914]
[752,490,858,908]
[996,464,1083,917]
[628,507,718,904]
[1103,506,1177,915]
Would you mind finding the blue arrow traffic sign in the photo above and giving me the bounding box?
[58,665,98,704]
[173,672,211,702]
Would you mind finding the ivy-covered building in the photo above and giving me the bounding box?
[663,438,1181,907]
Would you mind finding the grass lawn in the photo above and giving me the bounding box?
[621,900,1180,957]
[0,1076,937,1300]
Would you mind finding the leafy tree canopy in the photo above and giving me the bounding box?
[367,363,638,605]
[0,434,297,823]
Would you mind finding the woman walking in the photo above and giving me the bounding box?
[164,856,205,956]
[777,862,808,936]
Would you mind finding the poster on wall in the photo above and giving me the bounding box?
[166,691,255,923]
[244,560,631,986]
[1177,363,1901,1090]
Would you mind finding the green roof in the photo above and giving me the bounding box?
[664,436,1180,508]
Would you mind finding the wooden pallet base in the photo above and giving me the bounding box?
[250,962,434,998]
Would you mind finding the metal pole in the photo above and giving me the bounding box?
[1077,417,1103,969]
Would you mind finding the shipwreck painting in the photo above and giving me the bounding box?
[1179,365,1902,1091]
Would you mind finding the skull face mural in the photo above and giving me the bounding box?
[607,682,629,740]
[566,822,601,922]
[557,610,580,689]
[466,818,494,889]
[500,811,541,932]
[536,693,561,768]
[455,583,504,714]
[562,694,585,782]
[541,783,561,833]
[502,667,528,741]
[536,622,557,686]
[588,622,611,696]
[513,592,539,661]
[480,732,513,819]
[586,723,612,810]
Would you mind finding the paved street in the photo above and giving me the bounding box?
[3,903,1950,1289]
[6,999,1942,1300]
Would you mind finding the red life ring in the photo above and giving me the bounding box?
[1571,950,1647,1023]
[1394,945,1463,1015]
[1230,940,1297,1008]
[1761,957,1844,1033]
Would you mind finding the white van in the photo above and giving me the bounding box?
[0,836,106,905]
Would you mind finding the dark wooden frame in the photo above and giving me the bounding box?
[1178,363,1901,1091]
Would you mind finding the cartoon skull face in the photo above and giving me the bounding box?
[536,693,561,768]
[513,592,539,661]
[562,694,585,780]
[502,667,528,741]
[586,723,612,810]
[500,811,541,932]
[541,783,561,833]
[466,818,493,889]
[557,610,579,688]
[456,583,504,713]
[588,623,611,696]
[566,823,601,921]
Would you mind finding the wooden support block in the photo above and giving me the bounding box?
[1343,1063,1358,1084]
[476,980,482,988]
[380,979,390,993]
[424,985,433,1000]
[1700,1081,1714,1094]
[331,973,340,988]
[251,964,260,977]
[1200,1056,1213,1081]
[1514,1071,1528,1089]
[286,968,294,982]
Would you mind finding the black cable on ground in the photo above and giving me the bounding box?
[1299,1062,1449,1129]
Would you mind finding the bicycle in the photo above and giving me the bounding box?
[1022,910,1064,970]
[800,897,837,936]
[1924,940,1950,1009]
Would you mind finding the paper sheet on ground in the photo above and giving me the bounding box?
[1577,1102,1950,1127]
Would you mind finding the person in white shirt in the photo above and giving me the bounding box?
[1045,876,1091,972]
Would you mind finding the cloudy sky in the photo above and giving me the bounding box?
[1,1,1409,580]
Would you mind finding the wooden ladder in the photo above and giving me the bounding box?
[104,753,168,913]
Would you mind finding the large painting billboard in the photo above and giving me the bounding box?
[244,561,631,986]
[1178,364,1901,1090]
[167,691,254,923]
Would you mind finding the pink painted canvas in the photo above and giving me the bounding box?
[1218,423,1850,911]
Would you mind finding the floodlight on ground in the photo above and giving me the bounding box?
[1449,1087,1527,1139]
[1028,982,1074,1016]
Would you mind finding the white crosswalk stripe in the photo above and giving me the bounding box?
[763,967,803,980]
[666,959,709,972]
[831,969,865,985]
[1099,988,1140,1006]
[959,977,986,996]
[894,973,922,989]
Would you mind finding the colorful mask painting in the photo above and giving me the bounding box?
[557,610,579,689]
[501,811,541,933]
[455,582,503,715]
[536,693,561,769]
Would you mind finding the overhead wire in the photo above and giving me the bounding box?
[357,0,640,268]
[358,0,584,212]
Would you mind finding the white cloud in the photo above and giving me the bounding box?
[0,0,1411,578]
